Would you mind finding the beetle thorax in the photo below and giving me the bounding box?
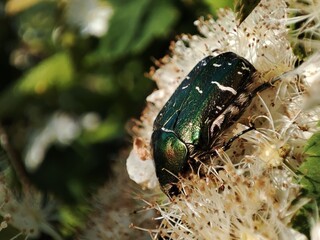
[151,129,189,186]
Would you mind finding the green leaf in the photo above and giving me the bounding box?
[130,1,178,53]
[234,0,261,25]
[97,0,149,59]
[16,53,74,94]
[304,132,320,157]
[0,53,74,116]
[299,132,320,200]
[89,0,178,61]
[203,0,233,16]
[299,156,320,199]
[79,117,123,144]
[291,132,320,236]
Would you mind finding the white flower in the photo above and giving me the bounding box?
[0,176,61,239]
[287,0,320,51]
[66,0,113,37]
[126,147,158,190]
[152,153,308,239]
[24,111,101,172]
[24,111,81,172]
[126,0,320,239]
[311,222,320,240]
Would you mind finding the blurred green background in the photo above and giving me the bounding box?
[0,0,232,238]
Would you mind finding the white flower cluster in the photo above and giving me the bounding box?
[153,154,308,239]
[0,175,61,239]
[25,111,100,172]
[126,0,320,239]
[77,159,155,240]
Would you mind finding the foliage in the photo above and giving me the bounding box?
[300,131,320,201]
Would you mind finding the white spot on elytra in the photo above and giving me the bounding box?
[161,127,175,133]
[211,81,237,95]
[213,63,222,67]
[237,71,243,75]
[182,84,190,89]
[195,86,203,94]
[241,62,251,71]
[227,62,232,65]
[216,106,222,110]
[186,76,190,80]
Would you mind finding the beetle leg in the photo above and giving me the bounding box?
[252,73,284,95]
[196,121,255,161]
[221,123,255,151]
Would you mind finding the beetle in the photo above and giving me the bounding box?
[151,52,266,195]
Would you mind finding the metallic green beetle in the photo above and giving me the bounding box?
[151,52,259,194]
